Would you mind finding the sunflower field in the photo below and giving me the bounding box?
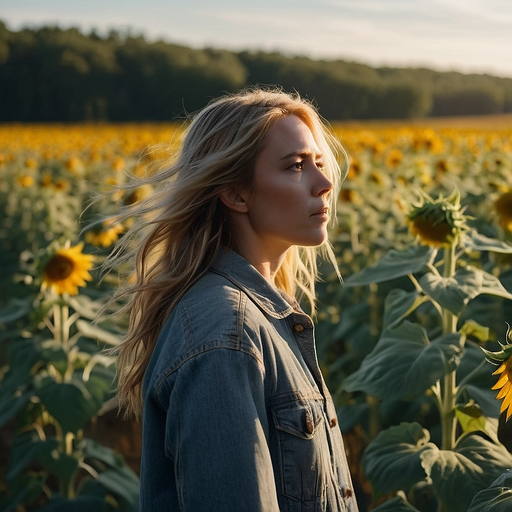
[1,117,512,512]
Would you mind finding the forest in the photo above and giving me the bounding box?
[1,19,512,122]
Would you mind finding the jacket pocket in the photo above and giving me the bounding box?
[271,398,327,503]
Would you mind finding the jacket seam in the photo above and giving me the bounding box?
[154,344,265,409]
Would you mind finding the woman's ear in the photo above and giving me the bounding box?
[219,187,249,213]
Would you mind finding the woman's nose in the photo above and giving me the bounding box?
[314,169,333,197]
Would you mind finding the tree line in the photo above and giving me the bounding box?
[1,20,512,122]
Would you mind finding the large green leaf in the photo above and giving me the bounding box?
[6,430,53,481]
[0,473,46,512]
[456,342,501,418]
[467,470,512,512]
[463,231,512,254]
[421,434,512,512]
[37,440,80,484]
[363,422,435,495]
[0,389,34,429]
[478,267,512,299]
[454,402,500,444]
[419,268,482,315]
[420,266,512,315]
[96,467,139,509]
[344,245,434,287]
[83,438,126,469]
[370,491,423,511]
[5,432,78,484]
[342,321,463,400]
[1,338,43,393]
[0,297,32,323]
[37,379,103,434]
[382,289,429,330]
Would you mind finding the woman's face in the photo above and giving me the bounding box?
[242,115,333,257]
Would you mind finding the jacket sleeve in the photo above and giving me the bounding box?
[161,347,280,512]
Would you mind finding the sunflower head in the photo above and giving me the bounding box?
[85,219,124,248]
[483,326,512,421]
[495,191,512,231]
[407,189,469,248]
[42,242,94,296]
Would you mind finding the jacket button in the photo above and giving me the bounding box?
[305,414,314,434]
[330,418,337,428]
[293,324,304,333]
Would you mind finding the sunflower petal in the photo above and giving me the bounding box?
[492,371,510,390]
[497,381,511,400]
[493,362,507,375]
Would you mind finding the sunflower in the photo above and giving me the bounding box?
[483,326,512,421]
[385,148,403,168]
[85,219,124,248]
[495,191,512,231]
[123,184,154,205]
[42,242,94,296]
[16,175,35,188]
[407,189,468,248]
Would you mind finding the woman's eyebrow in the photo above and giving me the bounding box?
[280,150,323,160]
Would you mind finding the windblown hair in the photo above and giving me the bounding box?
[108,87,348,417]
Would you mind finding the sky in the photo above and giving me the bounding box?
[2,0,512,78]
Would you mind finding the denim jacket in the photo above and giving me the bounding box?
[140,249,359,511]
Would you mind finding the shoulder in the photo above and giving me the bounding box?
[152,271,268,375]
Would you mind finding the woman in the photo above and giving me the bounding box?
[111,87,359,511]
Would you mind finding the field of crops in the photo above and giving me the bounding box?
[1,117,512,511]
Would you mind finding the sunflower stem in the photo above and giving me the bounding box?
[440,242,458,452]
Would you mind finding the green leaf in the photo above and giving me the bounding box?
[370,491,423,511]
[37,442,80,484]
[464,231,512,254]
[83,438,126,469]
[420,266,512,315]
[40,340,68,375]
[382,289,429,330]
[478,267,512,300]
[467,470,512,512]
[456,342,500,418]
[344,245,434,287]
[1,338,42,394]
[460,320,490,342]
[421,434,512,512]
[343,321,463,400]
[37,380,103,434]
[96,467,139,508]
[6,431,58,480]
[0,297,32,323]
[363,422,434,495]
[0,388,33,429]
[0,473,46,512]
[419,268,482,315]
[455,402,488,435]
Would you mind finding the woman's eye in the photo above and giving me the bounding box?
[316,161,325,169]
[288,161,303,171]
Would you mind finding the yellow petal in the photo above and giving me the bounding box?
[497,381,511,400]
[492,371,510,390]
[501,389,512,414]
[493,362,507,375]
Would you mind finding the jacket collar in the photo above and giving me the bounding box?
[209,248,296,319]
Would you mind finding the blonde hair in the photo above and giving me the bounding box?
[108,87,348,417]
